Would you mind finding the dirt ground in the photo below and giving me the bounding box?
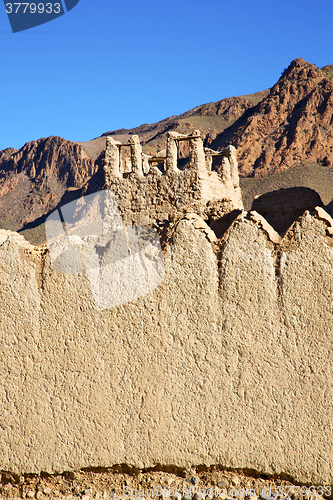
[0,467,330,500]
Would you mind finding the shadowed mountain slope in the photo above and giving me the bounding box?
[211,58,333,177]
[0,137,99,231]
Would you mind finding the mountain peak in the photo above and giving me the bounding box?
[279,57,322,81]
[211,58,333,177]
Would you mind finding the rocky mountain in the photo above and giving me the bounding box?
[211,58,333,177]
[78,90,268,160]
[85,58,333,179]
[1,58,333,234]
[0,136,98,231]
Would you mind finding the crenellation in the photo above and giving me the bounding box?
[204,146,231,169]
[165,131,181,173]
[104,136,121,179]
[142,149,166,174]
[226,145,240,189]
[129,135,144,176]
[142,153,151,174]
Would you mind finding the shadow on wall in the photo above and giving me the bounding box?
[324,199,333,218]
[208,209,243,239]
[251,187,324,236]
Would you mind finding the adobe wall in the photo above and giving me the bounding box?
[1,208,333,485]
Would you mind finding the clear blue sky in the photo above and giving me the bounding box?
[1,0,333,151]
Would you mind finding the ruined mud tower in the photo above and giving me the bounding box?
[103,129,243,227]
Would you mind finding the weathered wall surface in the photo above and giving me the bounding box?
[1,210,333,485]
[103,133,243,227]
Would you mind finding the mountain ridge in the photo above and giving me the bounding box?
[76,89,269,161]
[211,58,333,177]
[1,57,333,235]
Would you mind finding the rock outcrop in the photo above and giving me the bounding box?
[0,137,98,231]
[98,92,268,160]
[212,58,333,176]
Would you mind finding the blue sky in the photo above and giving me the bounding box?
[1,0,333,151]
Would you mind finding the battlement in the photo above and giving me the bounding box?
[103,130,243,226]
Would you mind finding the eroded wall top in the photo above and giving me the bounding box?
[103,130,243,227]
